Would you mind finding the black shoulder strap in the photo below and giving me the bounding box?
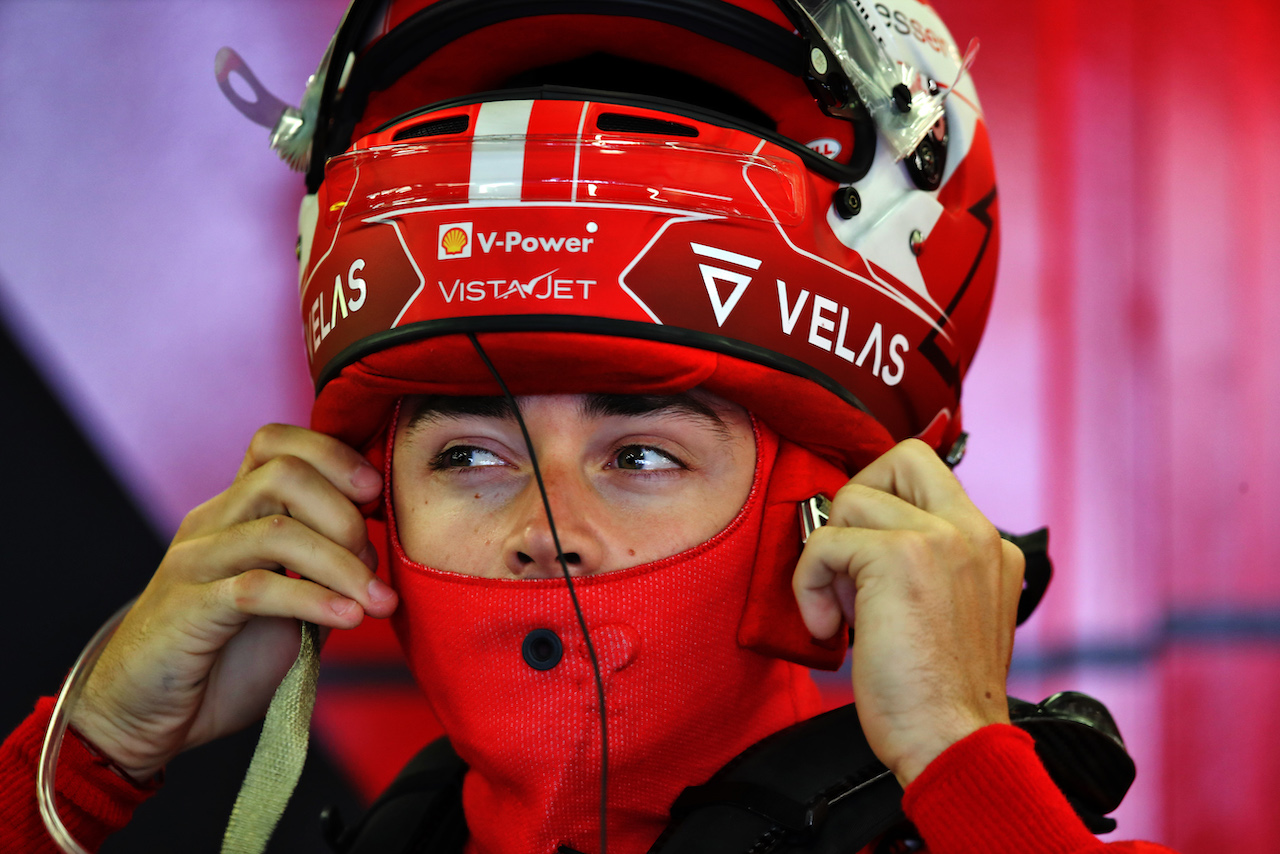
[649,693,1137,853]
[648,703,904,854]
[323,736,469,854]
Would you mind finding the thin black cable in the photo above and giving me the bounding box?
[467,333,608,854]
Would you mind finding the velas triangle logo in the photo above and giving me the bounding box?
[691,243,760,327]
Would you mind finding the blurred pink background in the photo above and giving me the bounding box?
[1,1,1276,851]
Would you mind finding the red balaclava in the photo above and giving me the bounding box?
[381,411,852,854]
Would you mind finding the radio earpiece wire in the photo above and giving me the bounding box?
[466,333,610,854]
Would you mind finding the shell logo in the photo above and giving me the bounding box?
[437,221,474,259]
[442,227,468,255]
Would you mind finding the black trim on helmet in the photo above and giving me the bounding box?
[314,314,874,420]
[367,85,873,186]
[505,53,780,131]
[307,0,876,192]
[391,114,470,141]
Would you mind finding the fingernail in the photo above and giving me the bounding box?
[358,543,378,572]
[368,577,395,604]
[331,598,359,619]
[351,462,381,492]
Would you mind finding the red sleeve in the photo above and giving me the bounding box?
[902,724,1179,854]
[0,697,160,854]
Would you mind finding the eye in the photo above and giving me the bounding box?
[611,445,683,472]
[431,445,506,470]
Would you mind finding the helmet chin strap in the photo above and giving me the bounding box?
[465,332,610,854]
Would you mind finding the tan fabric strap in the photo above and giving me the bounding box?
[221,620,321,854]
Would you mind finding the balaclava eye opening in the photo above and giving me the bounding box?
[378,402,849,854]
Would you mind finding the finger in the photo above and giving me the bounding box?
[1000,537,1027,629]
[826,480,947,535]
[210,568,372,630]
[171,515,397,618]
[237,423,382,503]
[791,534,843,640]
[851,439,977,524]
[791,524,925,639]
[223,453,374,562]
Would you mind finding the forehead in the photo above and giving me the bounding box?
[402,392,733,432]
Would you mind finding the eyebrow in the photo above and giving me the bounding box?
[404,392,728,435]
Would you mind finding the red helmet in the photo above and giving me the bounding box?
[282,0,997,472]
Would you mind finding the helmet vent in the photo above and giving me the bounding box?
[392,114,470,141]
[597,113,698,138]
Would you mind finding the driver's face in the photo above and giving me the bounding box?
[392,392,756,578]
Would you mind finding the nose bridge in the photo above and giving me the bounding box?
[505,454,603,577]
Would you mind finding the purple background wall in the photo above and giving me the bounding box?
[0,1,334,531]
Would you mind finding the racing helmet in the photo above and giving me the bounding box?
[278,0,998,474]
